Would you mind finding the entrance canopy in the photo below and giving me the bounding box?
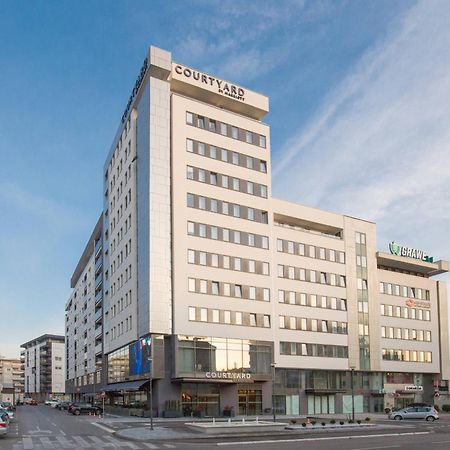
[102,380,148,392]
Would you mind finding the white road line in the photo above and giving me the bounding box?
[90,421,116,433]
[72,435,91,448]
[104,434,140,448]
[351,446,400,450]
[55,435,76,448]
[216,431,430,446]
[163,445,175,448]
[40,436,56,448]
[60,429,66,436]
[88,434,115,447]
[144,443,158,449]
[432,441,450,444]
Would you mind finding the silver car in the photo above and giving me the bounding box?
[389,406,439,421]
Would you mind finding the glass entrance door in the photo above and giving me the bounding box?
[238,389,262,415]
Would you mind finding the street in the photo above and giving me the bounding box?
[2,406,450,449]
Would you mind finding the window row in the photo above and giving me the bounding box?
[186,139,267,173]
[109,289,133,319]
[277,239,345,264]
[381,304,431,321]
[280,341,348,358]
[187,221,269,249]
[187,165,268,198]
[187,193,268,224]
[278,290,347,311]
[188,306,271,328]
[106,119,131,189]
[188,249,269,275]
[382,348,432,363]
[188,277,270,302]
[110,315,133,340]
[277,264,346,287]
[186,111,266,148]
[379,282,430,300]
[381,326,431,342]
[279,316,347,334]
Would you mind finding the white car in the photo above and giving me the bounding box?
[0,412,9,436]
[45,400,59,407]
[0,409,13,422]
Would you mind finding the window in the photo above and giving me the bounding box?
[263,315,270,328]
[210,172,218,185]
[187,221,195,235]
[223,229,230,242]
[223,283,231,296]
[199,280,207,293]
[221,149,228,161]
[245,130,252,143]
[198,143,205,155]
[197,116,205,128]
[233,204,240,218]
[262,236,269,249]
[248,260,255,273]
[198,169,206,182]
[186,112,193,124]
[187,250,195,264]
[250,313,257,326]
[233,178,240,191]
[222,175,229,188]
[200,308,207,322]
[188,278,195,292]
[187,166,194,180]
[199,224,207,237]
[232,152,239,165]
[235,312,242,325]
[212,282,220,295]
[259,135,266,148]
[249,287,256,300]
[231,126,238,139]
[220,122,227,135]
[235,285,242,298]
[260,160,267,173]
[234,231,241,243]
[186,139,193,152]
[234,258,242,271]
[210,199,218,212]
[187,193,194,207]
[263,288,270,302]
[209,119,216,132]
[188,307,196,321]
[247,181,254,195]
[248,234,256,247]
[260,185,267,198]
[247,208,254,221]
[198,196,206,210]
[210,145,217,159]
[224,310,231,324]
[246,157,253,169]
[262,262,269,275]
[222,202,229,215]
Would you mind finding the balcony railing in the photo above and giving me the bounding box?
[94,239,102,257]
[95,343,103,355]
[94,308,103,323]
[95,273,103,288]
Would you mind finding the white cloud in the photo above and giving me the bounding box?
[273,0,450,268]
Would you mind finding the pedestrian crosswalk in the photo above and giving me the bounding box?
[11,435,177,449]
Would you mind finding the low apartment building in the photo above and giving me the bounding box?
[21,335,65,400]
[65,215,104,402]
[69,45,449,416]
[0,357,24,404]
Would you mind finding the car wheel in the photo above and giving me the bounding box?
[426,416,435,422]
[394,415,402,421]
[74,410,80,416]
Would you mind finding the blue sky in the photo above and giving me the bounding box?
[1,0,449,358]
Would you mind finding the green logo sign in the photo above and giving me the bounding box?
[389,241,433,263]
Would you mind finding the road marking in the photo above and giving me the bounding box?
[104,434,140,448]
[72,435,91,448]
[88,434,115,447]
[144,444,158,449]
[432,441,450,444]
[55,435,76,448]
[40,436,56,448]
[91,421,115,433]
[162,445,175,449]
[216,431,430,446]
[351,446,400,450]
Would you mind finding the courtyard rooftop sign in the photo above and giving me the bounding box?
[389,241,434,263]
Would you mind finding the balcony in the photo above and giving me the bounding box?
[95,273,103,289]
[95,324,103,339]
[95,289,103,304]
[95,239,102,257]
[95,343,103,355]
[94,308,103,323]
[95,257,103,274]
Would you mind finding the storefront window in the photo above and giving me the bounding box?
[108,346,129,383]
[177,336,272,376]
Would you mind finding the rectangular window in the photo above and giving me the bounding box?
[220,123,227,135]
[234,230,241,243]
[187,193,194,207]
[260,160,267,173]
[210,145,217,159]
[186,112,193,124]
[221,149,228,161]
[198,169,206,182]
[210,199,218,212]
[200,308,207,322]
[221,175,229,188]
[187,221,195,235]
[247,208,254,221]
[249,286,256,300]
[222,228,230,242]
[223,283,231,296]
[259,135,266,148]
[232,152,239,165]
[235,312,242,325]
[222,202,229,215]
[197,116,205,128]
[210,172,218,185]
[250,313,257,326]
[233,204,240,218]
[224,310,231,324]
[247,181,254,194]
[232,178,240,190]
[187,250,195,264]
[188,278,195,292]
[209,119,216,132]
[231,126,238,139]
[211,226,218,239]
[199,280,207,293]
[198,143,205,155]
[199,224,207,237]
[198,196,206,210]
[245,130,252,143]
[246,157,253,169]
[211,281,219,295]
[235,285,242,298]
[263,315,270,328]
[188,307,196,321]
[186,139,193,152]
[263,288,270,302]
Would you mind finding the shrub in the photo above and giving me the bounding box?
[442,404,450,412]
[339,420,344,425]
[290,419,297,424]
[330,419,336,424]
[348,419,354,424]
[321,421,326,426]
[357,420,361,424]
[384,408,391,414]
[311,420,316,426]
[365,417,371,422]
[302,422,307,427]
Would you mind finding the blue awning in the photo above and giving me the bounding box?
[101,380,148,392]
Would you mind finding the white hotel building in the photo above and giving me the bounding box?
[65,46,450,416]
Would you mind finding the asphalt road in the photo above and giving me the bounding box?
[2,405,450,450]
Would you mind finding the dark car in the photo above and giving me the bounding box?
[56,402,71,411]
[70,403,101,416]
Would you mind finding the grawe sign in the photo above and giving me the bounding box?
[389,242,433,263]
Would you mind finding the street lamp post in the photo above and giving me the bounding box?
[271,362,276,423]
[350,366,356,422]
[148,356,153,431]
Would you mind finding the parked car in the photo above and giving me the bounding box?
[0,402,14,411]
[0,412,9,436]
[28,400,38,406]
[0,408,14,421]
[56,402,71,411]
[389,406,439,421]
[69,403,101,416]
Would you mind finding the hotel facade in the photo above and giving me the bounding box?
[65,46,450,416]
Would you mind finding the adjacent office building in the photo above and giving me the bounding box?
[65,215,104,402]
[65,45,450,416]
[21,335,65,400]
[0,357,24,404]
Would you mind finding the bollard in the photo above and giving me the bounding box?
[227,418,231,425]
[242,417,245,424]
[256,416,259,423]
[212,418,216,426]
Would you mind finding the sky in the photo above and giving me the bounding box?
[1,0,449,358]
